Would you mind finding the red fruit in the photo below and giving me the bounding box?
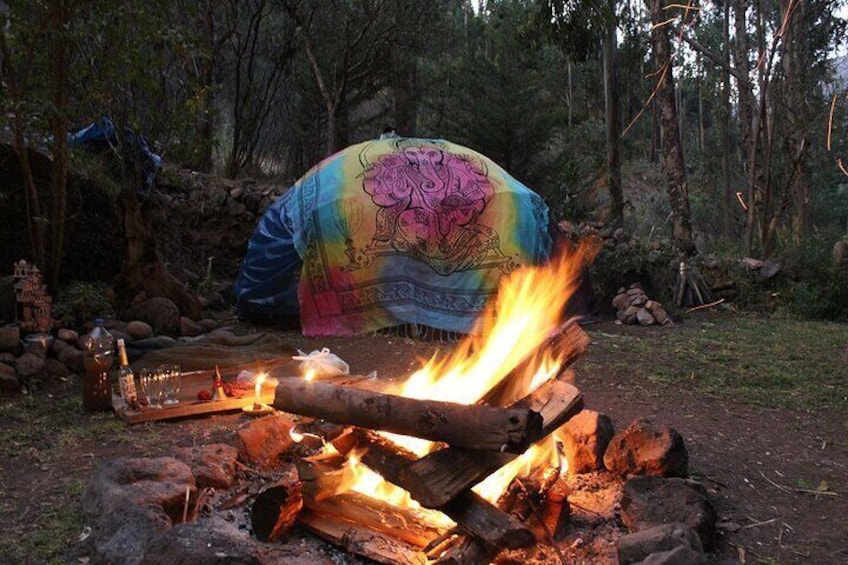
[197,389,212,401]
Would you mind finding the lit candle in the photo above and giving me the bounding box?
[254,373,266,408]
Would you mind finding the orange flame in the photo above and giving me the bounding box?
[329,240,596,510]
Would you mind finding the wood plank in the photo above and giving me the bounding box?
[399,380,583,508]
[298,510,430,565]
[303,491,445,548]
[335,429,535,550]
[272,378,544,453]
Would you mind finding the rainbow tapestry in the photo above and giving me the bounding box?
[235,138,552,336]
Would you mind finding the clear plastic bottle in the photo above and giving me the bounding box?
[82,318,115,411]
[116,339,139,410]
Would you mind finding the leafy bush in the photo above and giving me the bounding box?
[53,281,115,328]
[778,236,848,321]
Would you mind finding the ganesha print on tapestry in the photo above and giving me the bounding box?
[334,139,515,276]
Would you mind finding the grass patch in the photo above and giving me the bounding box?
[583,313,848,410]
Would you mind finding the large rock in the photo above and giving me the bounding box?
[620,476,717,550]
[559,409,615,474]
[81,457,196,565]
[618,522,703,564]
[53,339,84,373]
[124,298,182,336]
[140,515,262,565]
[604,419,689,478]
[43,358,70,378]
[173,443,239,489]
[180,316,202,337]
[82,456,196,523]
[235,412,297,468]
[57,327,79,344]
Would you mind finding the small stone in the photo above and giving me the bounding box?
[0,363,19,394]
[636,309,656,326]
[57,328,79,344]
[180,317,202,338]
[127,320,154,340]
[618,522,703,564]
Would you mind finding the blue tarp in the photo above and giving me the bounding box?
[68,117,163,190]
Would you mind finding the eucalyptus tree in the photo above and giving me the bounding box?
[279,0,443,158]
[677,0,847,256]
[543,0,625,228]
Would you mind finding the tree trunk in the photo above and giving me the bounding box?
[47,0,71,291]
[395,63,419,137]
[721,0,734,239]
[114,190,203,320]
[649,0,695,255]
[333,429,536,550]
[782,0,810,245]
[603,3,624,229]
[399,379,582,508]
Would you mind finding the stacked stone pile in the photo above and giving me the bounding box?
[79,411,714,565]
[0,295,224,395]
[612,283,673,326]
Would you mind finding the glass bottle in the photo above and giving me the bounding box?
[81,319,115,411]
[116,338,139,410]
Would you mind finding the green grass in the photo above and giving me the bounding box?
[582,313,848,410]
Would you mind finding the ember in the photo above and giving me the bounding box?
[257,241,598,563]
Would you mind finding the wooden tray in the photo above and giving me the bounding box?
[112,367,279,424]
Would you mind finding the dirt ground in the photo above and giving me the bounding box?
[1,311,846,564]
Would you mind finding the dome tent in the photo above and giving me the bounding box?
[234,137,552,337]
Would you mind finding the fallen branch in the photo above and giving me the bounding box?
[759,471,838,497]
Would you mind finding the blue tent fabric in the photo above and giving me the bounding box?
[233,187,303,322]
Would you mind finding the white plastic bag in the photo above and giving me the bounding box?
[292,347,350,378]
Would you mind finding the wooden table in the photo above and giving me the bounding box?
[112,366,279,424]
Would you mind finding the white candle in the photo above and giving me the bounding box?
[254,373,266,406]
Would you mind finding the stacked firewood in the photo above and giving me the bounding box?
[250,320,590,565]
[612,283,673,326]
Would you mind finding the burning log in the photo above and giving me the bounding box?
[272,378,544,453]
[436,468,569,564]
[305,491,445,548]
[400,379,583,508]
[298,509,431,565]
[335,429,536,550]
[250,481,304,542]
[482,318,590,406]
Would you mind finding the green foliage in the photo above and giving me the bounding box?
[53,281,115,328]
[778,236,848,320]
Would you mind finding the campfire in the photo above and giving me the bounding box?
[250,242,598,564]
[81,237,714,565]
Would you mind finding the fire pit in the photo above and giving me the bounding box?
[80,244,716,564]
